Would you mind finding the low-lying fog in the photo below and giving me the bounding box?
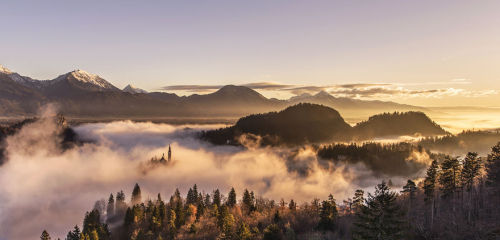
[0,116,440,240]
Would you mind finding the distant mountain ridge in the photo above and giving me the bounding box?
[202,103,447,145]
[123,84,148,94]
[0,65,426,118]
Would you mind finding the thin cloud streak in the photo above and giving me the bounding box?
[159,80,497,100]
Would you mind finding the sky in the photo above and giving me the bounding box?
[2,0,500,106]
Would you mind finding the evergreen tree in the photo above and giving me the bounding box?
[459,152,481,224]
[204,193,211,207]
[185,185,200,206]
[173,188,181,201]
[213,189,222,207]
[401,179,417,223]
[318,194,338,231]
[486,142,500,191]
[106,194,114,221]
[66,225,81,240]
[123,207,134,229]
[192,184,199,203]
[131,183,142,205]
[402,179,417,198]
[273,210,282,224]
[227,187,237,207]
[174,196,185,228]
[82,209,110,240]
[242,189,255,213]
[156,193,166,224]
[424,159,439,203]
[288,199,297,211]
[461,152,481,191]
[115,190,126,218]
[196,196,206,219]
[439,156,461,198]
[41,230,51,240]
[353,181,405,240]
[279,198,286,209]
[186,187,194,205]
[352,189,364,213]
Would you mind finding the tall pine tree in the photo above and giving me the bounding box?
[353,181,405,240]
[227,187,237,207]
[106,194,114,222]
[486,142,500,191]
[318,194,338,231]
[131,183,142,205]
[40,230,51,240]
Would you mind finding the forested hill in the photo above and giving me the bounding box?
[201,104,446,146]
[0,116,83,165]
[0,119,36,164]
[201,103,352,145]
[352,111,447,140]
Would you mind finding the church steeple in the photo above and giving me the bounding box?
[168,144,172,161]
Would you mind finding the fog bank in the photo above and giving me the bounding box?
[0,119,426,240]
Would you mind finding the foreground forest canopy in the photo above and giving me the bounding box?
[40,142,500,240]
[201,103,447,145]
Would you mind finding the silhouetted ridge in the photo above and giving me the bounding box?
[202,103,352,145]
[213,85,266,99]
[202,106,448,146]
[353,111,447,139]
[0,65,427,118]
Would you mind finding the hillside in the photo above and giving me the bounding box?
[352,111,447,140]
[0,117,83,165]
[418,129,500,155]
[202,105,447,146]
[202,103,352,145]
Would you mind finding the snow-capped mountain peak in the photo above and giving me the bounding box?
[123,84,148,94]
[0,64,13,74]
[0,64,43,88]
[64,69,118,91]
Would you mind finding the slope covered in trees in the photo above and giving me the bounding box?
[317,142,435,177]
[202,103,352,145]
[202,104,446,146]
[0,116,83,165]
[418,129,500,155]
[352,111,447,140]
[0,118,36,164]
[41,142,500,240]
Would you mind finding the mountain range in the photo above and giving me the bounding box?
[0,65,425,119]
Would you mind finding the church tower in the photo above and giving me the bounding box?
[168,144,172,161]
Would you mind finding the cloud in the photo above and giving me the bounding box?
[326,86,498,99]
[159,80,495,100]
[160,85,223,92]
[241,82,295,90]
[0,118,424,240]
[337,83,392,88]
[160,82,295,93]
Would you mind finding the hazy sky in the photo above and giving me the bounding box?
[2,0,500,106]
